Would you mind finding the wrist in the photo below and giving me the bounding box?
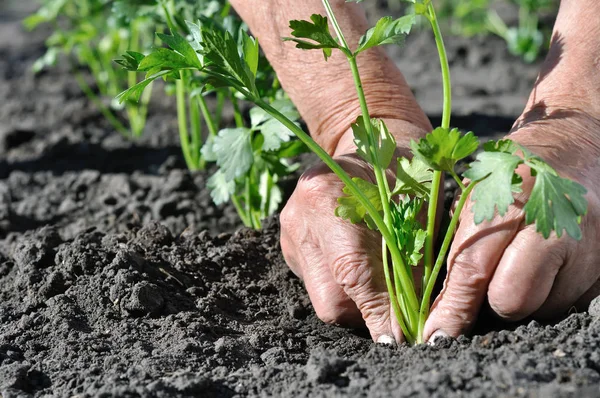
[522,0,600,121]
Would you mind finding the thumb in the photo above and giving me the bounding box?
[423,212,520,343]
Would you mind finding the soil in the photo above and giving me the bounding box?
[2,2,600,398]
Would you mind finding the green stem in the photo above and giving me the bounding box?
[417,181,477,343]
[215,91,226,129]
[231,94,245,128]
[189,93,202,167]
[486,9,509,40]
[73,71,129,137]
[428,4,452,130]
[198,95,218,137]
[161,1,177,33]
[423,170,441,293]
[450,170,466,191]
[232,194,252,227]
[321,0,419,316]
[382,237,415,343]
[176,75,197,170]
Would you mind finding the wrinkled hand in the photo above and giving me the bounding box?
[280,120,427,344]
[424,110,600,342]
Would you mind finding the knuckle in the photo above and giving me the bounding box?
[330,252,370,289]
[279,203,296,231]
[315,306,344,325]
[488,284,529,321]
[449,255,491,292]
[355,292,390,327]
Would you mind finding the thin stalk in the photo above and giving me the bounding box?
[214,91,226,129]
[189,93,202,167]
[321,0,419,316]
[486,9,509,40]
[231,95,245,128]
[423,171,441,287]
[126,22,151,137]
[450,170,466,191]
[244,176,262,229]
[231,195,252,227]
[220,1,232,18]
[382,237,415,343]
[428,4,452,130]
[161,1,177,33]
[133,81,153,137]
[198,95,218,137]
[417,181,477,343]
[423,1,453,298]
[73,71,129,136]
[176,76,197,170]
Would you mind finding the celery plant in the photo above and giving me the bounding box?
[117,9,305,229]
[25,0,156,137]
[438,0,558,62]
[117,0,587,343]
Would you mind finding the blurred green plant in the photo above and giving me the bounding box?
[115,1,306,228]
[24,0,157,137]
[437,0,558,62]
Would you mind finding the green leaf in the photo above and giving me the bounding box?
[157,32,202,69]
[114,51,145,71]
[137,48,192,72]
[207,170,235,205]
[411,127,479,172]
[186,21,203,51]
[483,139,519,154]
[464,151,524,223]
[355,15,416,54]
[201,27,257,95]
[243,34,259,78]
[391,197,426,266]
[259,171,282,217]
[352,117,396,169]
[212,127,254,180]
[335,177,381,229]
[275,140,309,159]
[393,157,433,198]
[250,99,300,152]
[524,160,588,240]
[283,14,341,60]
[116,70,171,103]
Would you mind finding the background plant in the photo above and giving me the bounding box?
[437,0,558,62]
[117,3,306,229]
[25,0,157,137]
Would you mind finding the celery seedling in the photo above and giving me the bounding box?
[437,0,557,62]
[117,13,306,228]
[25,0,156,137]
[117,0,587,343]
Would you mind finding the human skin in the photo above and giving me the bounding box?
[230,0,600,343]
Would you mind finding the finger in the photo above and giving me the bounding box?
[323,226,404,344]
[423,212,522,342]
[535,241,600,318]
[487,227,565,321]
[279,171,364,328]
[298,241,363,327]
[575,278,600,312]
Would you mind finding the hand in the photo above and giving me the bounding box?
[424,109,600,342]
[280,120,428,344]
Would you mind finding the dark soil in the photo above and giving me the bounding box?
[2,2,600,398]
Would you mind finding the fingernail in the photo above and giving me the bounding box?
[376,335,395,346]
[427,330,449,346]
